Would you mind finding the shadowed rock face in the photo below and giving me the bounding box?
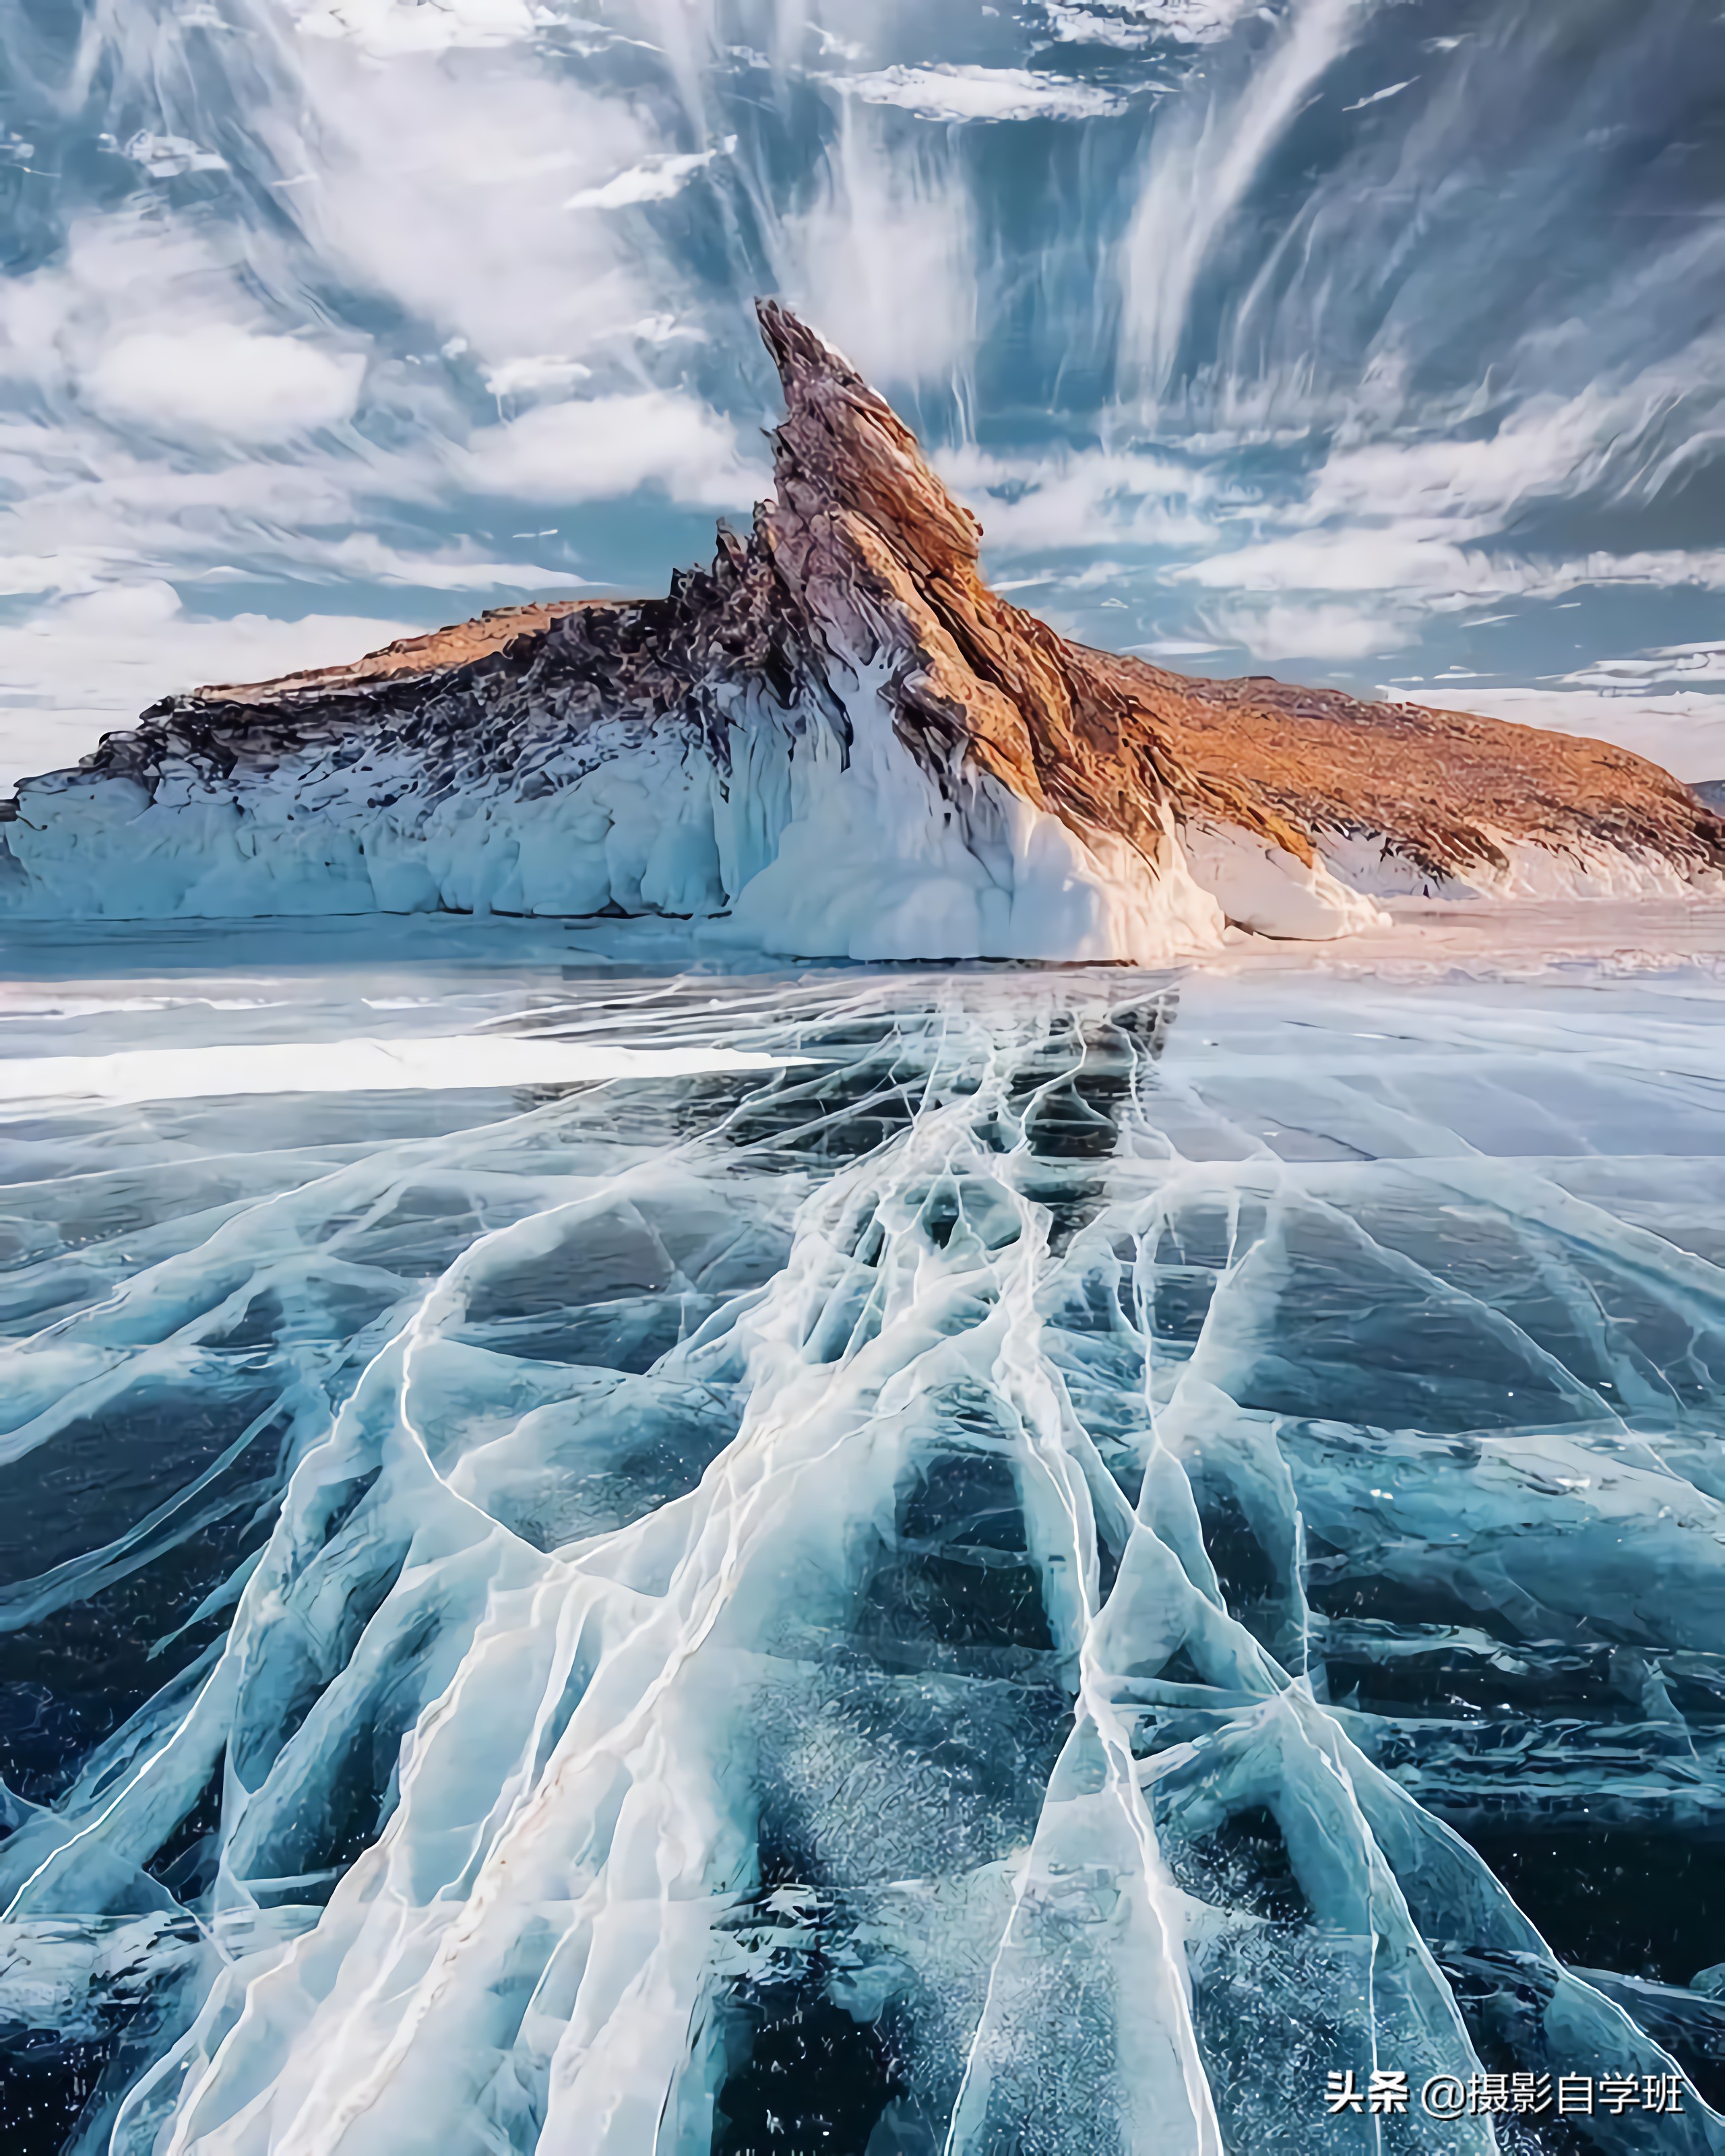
[3,301,1722,948]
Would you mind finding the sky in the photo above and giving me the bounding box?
[2,0,1724,790]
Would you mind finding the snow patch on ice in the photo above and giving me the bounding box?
[0,1034,788,1108]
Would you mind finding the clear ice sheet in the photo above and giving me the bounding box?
[0,914,1724,2153]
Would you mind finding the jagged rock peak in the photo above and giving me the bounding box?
[2,304,1722,952]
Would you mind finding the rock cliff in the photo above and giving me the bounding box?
[3,302,1720,955]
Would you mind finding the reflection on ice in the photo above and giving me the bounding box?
[1,921,1724,2153]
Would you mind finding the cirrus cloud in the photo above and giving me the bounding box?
[836,64,1131,123]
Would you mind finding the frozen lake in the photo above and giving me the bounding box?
[1,908,1724,2153]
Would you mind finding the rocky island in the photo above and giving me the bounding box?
[3,303,1720,961]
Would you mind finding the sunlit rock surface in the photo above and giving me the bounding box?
[1,919,1724,2151]
[3,308,1721,959]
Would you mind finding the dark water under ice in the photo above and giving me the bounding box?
[1,914,1724,2155]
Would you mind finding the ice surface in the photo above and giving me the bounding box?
[1,918,1724,2152]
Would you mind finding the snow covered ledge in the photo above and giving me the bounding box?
[1179,821,1391,940]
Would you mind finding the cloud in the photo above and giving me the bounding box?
[563,142,736,212]
[1411,641,1725,782]
[0,391,596,615]
[0,594,420,792]
[0,550,125,599]
[81,327,365,442]
[1152,354,1725,650]
[939,444,1214,554]
[1300,395,1624,527]
[1342,79,1416,113]
[124,131,228,178]
[1199,596,1411,661]
[836,65,1131,123]
[309,534,589,588]
[776,117,978,388]
[1413,686,1725,784]
[1121,0,1369,394]
[287,0,539,57]
[1555,642,1725,691]
[1039,0,1261,46]
[55,581,185,629]
[1172,530,1725,609]
[462,391,761,506]
[1173,530,1490,598]
[481,355,594,402]
[270,41,672,363]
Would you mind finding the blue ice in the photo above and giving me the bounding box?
[0,921,1723,2153]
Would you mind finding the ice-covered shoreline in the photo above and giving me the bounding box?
[4,305,1720,962]
[0,691,1385,961]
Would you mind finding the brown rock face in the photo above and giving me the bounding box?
[747,300,1723,889]
[193,601,606,707]
[1136,668,1725,887]
[751,302,1312,873]
[8,300,1722,925]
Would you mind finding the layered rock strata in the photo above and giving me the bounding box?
[3,303,1720,957]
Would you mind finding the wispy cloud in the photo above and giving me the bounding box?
[1197,597,1410,660]
[564,141,737,212]
[1039,0,1263,47]
[1559,642,1725,691]
[1342,77,1415,112]
[286,0,540,58]
[123,131,227,178]
[775,110,979,388]
[939,443,1214,552]
[836,65,1131,123]
[0,0,1720,792]
[1175,533,1725,606]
